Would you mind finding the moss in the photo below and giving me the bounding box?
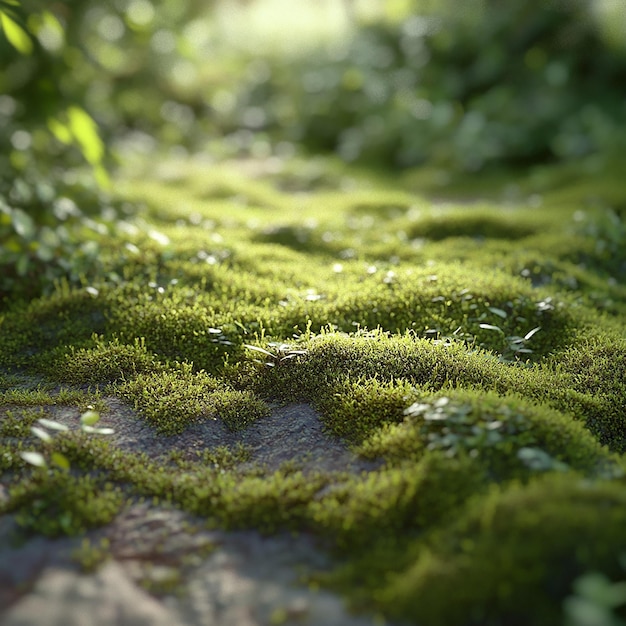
[317,377,416,444]
[116,362,269,434]
[310,452,487,549]
[3,470,125,538]
[0,407,45,438]
[0,386,107,412]
[71,537,112,573]
[0,153,625,625]
[0,285,108,371]
[56,335,166,384]
[357,390,618,481]
[406,209,544,241]
[258,330,626,451]
[377,476,626,626]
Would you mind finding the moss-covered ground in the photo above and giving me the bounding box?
[1,151,626,625]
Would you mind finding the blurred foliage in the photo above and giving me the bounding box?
[0,0,212,303]
[227,0,626,170]
[1,0,626,302]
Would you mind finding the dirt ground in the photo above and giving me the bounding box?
[0,400,387,626]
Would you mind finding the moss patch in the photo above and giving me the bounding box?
[1,153,625,624]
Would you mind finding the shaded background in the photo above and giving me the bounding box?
[1,0,626,299]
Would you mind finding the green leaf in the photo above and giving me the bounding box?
[67,106,104,165]
[16,253,30,277]
[51,452,70,470]
[48,117,73,144]
[479,323,503,332]
[80,410,100,426]
[38,418,69,431]
[11,208,35,238]
[82,425,115,435]
[31,426,52,442]
[524,327,541,341]
[0,11,33,54]
[487,306,507,319]
[19,451,47,467]
[243,344,276,358]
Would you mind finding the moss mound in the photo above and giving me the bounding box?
[379,476,626,626]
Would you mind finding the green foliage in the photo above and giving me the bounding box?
[564,571,626,626]
[214,1,626,170]
[0,0,124,302]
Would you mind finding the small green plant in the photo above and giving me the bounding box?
[243,342,308,367]
[404,396,575,475]
[18,408,114,471]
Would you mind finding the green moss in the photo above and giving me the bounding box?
[318,377,415,444]
[0,285,107,370]
[0,153,625,625]
[310,452,487,549]
[3,470,125,538]
[117,362,269,434]
[0,386,107,412]
[56,335,166,384]
[0,407,44,438]
[377,476,626,626]
[358,390,618,481]
[72,537,112,573]
[406,209,544,241]
[258,330,626,451]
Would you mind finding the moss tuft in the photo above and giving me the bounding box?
[56,335,166,384]
[378,476,626,626]
[117,362,269,434]
[3,470,124,538]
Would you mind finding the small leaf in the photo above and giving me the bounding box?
[479,323,503,332]
[38,418,69,431]
[11,208,35,238]
[80,410,100,426]
[81,425,115,435]
[67,106,104,165]
[524,327,541,341]
[488,306,508,319]
[51,452,70,470]
[19,451,47,467]
[1,11,33,54]
[48,117,73,144]
[243,344,275,358]
[31,426,52,442]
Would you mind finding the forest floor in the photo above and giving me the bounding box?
[1,149,626,626]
